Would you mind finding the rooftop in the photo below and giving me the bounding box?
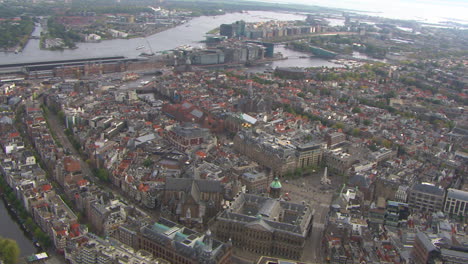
[140,218,227,261]
[446,188,468,201]
[219,193,314,236]
[413,183,445,196]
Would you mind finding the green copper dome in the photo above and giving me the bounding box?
[270,177,282,189]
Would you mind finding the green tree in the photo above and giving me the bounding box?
[34,227,43,240]
[95,168,110,182]
[351,128,360,137]
[25,217,35,230]
[382,139,392,149]
[294,167,303,177]
[368,144,379,152]
[0,237,20,264]
[143,158,153,168]
[334,122,345,130]
[352,107,362,114]
[363,119,372,126]
[57,111,65,123]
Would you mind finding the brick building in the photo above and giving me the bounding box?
[166,123,210,151]
[163,178,224,227]
[325,132,346,148]
[411,232,440,264]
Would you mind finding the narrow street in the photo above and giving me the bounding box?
[42,104,159,219]
[42,106,96,182]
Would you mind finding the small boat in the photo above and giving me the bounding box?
[136,45,145,50]
[139,52,155,57]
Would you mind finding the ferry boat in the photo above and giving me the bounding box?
[136,45,145,50]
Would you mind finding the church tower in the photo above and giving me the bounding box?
[269,177,282,198]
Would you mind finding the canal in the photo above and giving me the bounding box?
[0,198,37,257]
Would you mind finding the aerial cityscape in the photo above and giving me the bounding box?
[0,0,467,264]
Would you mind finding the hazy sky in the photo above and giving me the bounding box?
[254,0,468,23]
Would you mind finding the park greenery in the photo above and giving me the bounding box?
[69,5,152,15]
[0,17,34,49]
[46,17,81,49]
[0,2,62,18]
[157,0,337,14]
[0,237,20,264]
[291,34,388,60]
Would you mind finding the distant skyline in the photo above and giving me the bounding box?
[251,0,468,23]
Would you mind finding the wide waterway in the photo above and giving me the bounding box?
[0,11,310,65]
[247,44,341,73]
[0,11,348,69]
[0,198,37,257]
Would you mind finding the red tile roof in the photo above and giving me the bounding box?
[41,184,52,192]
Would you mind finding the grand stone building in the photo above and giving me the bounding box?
[233,130,322,177]
[214,193,314,260]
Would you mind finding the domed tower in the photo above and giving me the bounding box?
[199,229,214,263]
[269,177,282,198]
[204,229,213,252]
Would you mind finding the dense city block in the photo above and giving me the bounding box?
[0,1,467,264]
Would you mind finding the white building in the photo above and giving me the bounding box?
[444,188,468,217]
[395,185,409,203]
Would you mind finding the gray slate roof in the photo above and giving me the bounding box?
[412,183,445,196]
[165,178,223,193]
[446,188,468,202]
